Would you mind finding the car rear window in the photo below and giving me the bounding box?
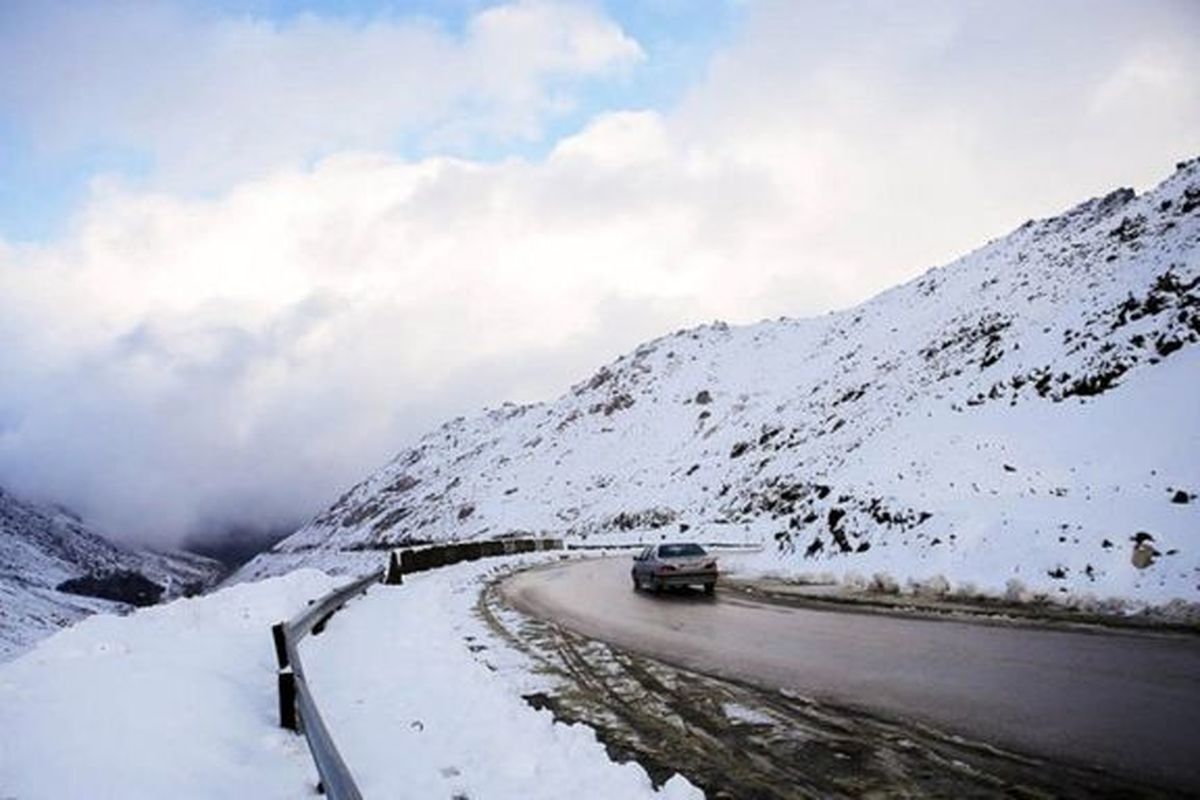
[658,543,706,558]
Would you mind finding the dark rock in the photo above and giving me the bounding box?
[384,474,420,494]
[372,506,412,532]
[827,508,846,529]
[57,571,165,607]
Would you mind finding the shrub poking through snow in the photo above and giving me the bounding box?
[1005,579,1030,604]
[869,572,900,594]
[908,574,951,598]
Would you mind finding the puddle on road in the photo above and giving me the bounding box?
[478,577,1171,800]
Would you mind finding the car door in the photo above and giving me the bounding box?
[633,546,653,579]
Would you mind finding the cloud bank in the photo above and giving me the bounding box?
[0,0,1197,546]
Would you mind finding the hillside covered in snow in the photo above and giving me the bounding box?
[240,158,1200,605]
[0,486,224,660]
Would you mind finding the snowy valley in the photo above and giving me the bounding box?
[0,486,223,661]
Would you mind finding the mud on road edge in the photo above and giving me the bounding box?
[722,577,1200,639]
[478,565,1177,800]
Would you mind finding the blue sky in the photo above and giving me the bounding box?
[0,120,151,241]
[0,0,743,241]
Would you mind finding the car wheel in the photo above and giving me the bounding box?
[704,582,716,595]
[631,573,641,591]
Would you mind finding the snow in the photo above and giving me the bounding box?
[726,345,1200,602]
[303,555,701,799]
[0,558,701,799]
[0,569,338,798]
[240,158,1200,607]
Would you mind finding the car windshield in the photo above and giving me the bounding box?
[658,543,706,558]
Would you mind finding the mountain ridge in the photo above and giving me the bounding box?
[237,157,1200,605]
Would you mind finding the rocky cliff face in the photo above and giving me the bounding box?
[239,158,1200,604]
[1,487,223,660]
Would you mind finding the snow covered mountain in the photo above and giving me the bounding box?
[0,486,224,661]
[239,158,1200,605]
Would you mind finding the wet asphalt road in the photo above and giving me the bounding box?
[502,556,1200,793]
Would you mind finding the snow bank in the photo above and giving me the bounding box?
[0,570,339,799]
[301,555,702,799]
[0,559,701,799]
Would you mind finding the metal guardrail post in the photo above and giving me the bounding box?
[385,551,403,584]
[271,622,290,670]
[278,667,298,732]
[272,570,381,800]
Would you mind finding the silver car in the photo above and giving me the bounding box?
[631,543,718,594]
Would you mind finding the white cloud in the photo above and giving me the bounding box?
[0,0,1197,545]
[0,0,643,188]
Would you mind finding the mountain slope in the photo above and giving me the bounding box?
[239,158,1200,604]
[0,487,224,661]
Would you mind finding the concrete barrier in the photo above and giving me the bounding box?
[389,538,562,580]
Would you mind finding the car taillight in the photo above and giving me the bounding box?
[657,564,676,573]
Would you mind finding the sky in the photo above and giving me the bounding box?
[0,0,1197,548]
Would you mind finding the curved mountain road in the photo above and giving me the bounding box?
[501,557,1200,793]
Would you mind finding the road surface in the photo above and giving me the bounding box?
[502,556,1200,792]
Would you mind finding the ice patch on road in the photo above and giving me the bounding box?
[722,702,776,726]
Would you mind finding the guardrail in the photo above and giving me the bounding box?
[271,537,563,799]
[271,569,381,800]
[563,541,763,552]
[383,537,564,583]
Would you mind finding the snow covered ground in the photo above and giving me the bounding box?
[0,556,700,799]
[304,555,699,799]
[0,570,337,798]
